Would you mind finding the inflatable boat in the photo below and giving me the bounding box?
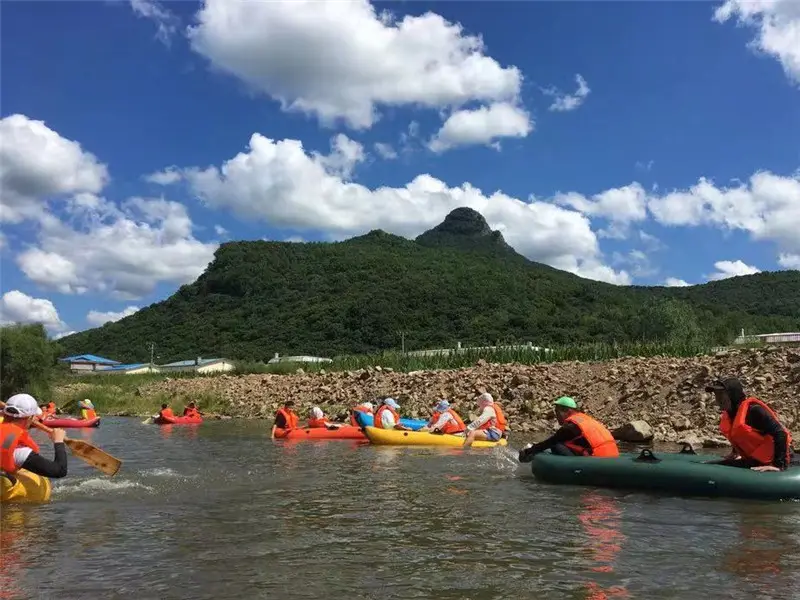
[530,447,800,501]
[353,410,427,430]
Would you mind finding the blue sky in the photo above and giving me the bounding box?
[0,0,798,338]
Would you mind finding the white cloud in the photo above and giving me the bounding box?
[639,231,665,252]
[86,306,141,327]
[554,183,648,239]
[714,0,800,85]
[53,330,76,340]
[648,170,800,256]
[636,160,655,172]
[17,195,217,299]
[664,277,691,287]
[214,224,228,236]
[0,290,66,333]
[182,130,629,285]
[0,114,109,224]
[428,102,532,153]
[129,0,179,47]
[708,259,761,281]
[187,0,522,129]
[544,74,591,112]
[778,253,800,269]
[144,166,183,185]
[374,143,398,160]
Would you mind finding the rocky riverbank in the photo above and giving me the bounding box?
[55,347,800,445]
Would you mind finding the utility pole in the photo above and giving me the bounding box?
[149,342,155,366]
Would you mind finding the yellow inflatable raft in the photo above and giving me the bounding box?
[1,469,52,504]
[363,426,508,448]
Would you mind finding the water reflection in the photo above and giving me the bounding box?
[577,491,629,599]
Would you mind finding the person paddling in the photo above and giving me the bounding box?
[41,402,57,418]
[79,399,97,420]
[419,400,466,435]
[0,394,68,480]
[271,400,300,438]
[518,397,618,462]
[705,378,798,471]
[158,403,175,421]
[182,402,202,418]
[463,393,507,447]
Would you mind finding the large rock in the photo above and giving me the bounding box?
[612,420,653,442]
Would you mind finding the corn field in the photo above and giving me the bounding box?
[235,339,718,375]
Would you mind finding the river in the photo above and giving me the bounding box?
[2,417,799,600]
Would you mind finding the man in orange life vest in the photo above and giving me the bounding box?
[704,378,797,472]
[373,398,411,430]
[518,396,619,462]
[270,400,300,438]
[1,393,68,480]
[419,400,466,435]
[182,402,202,418]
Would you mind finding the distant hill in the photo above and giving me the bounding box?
[57,208,800,363]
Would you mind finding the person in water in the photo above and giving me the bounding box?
[270,400,300,438]
[463,393,507,447]
[705,378,797,471]
[79,398,97,420]
[349,401,374,426]
[182,402,202,418]
[0,393,68,479]
[307,406,342,429]
[419,399,466,435]
[518,397,619,462]
[373,398,411,430]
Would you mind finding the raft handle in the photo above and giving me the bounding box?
[634,449,661,463]
[679,442,697,455]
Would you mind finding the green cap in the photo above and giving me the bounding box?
[554,396,577,409]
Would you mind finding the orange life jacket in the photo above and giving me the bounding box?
[308,417,328,428]
[276,407,299,430]
[563,412,619,457]
[430,408,466,434]
[81,408,97,420]
[0,422,41,475]
[159,408,175,419]
[719,397,791,466]
[43,403,56,417]
[183,407,199,417]
[374,405,399,429]
[477,403,508,432]
[350,405,373,426]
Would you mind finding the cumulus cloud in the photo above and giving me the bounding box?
[707,259,762,281]
[648,170,800,257]
[714,0,800,85]
[129,0,180,46]
[778,253,800,269]
[554,183,648,239]
[187,0,522,129]
[0,114,109,224]
[144,166,183,185]
[544,74,591,112]
[0,290,66,333]
[374,143,398,160]
[181,131,629,284]
[664,277,691,287]
[17,195,218,299]
[86,305,141,327]
[428,102,532,153]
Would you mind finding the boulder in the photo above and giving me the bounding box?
[612,420,653,442]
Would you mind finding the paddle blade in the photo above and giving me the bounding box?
[65,439,122,477]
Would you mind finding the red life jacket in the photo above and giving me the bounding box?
[308,417,328,428]
[477,403,508,432]
[159,408,175,419]
[563,412,619,457]
[276,407,299,430]
[350,405,373,426]
[430,408,466,434]
[374,405,399,429]
[719,397,792,466]
[0,422,41,475]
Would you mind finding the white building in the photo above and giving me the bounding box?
[733,330,800,345]
[101,363,159,375]
[58,354,121,372]
[159,357,236,374]
[267,353,332,365]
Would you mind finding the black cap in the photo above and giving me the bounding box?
[284,400,295,407]
[704,377,740,393]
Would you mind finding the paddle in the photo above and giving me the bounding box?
[0,401,122,477]
[142,415,157,425]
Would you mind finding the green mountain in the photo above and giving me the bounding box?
[58,208,800,363]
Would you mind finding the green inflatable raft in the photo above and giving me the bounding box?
[530,447,800,501]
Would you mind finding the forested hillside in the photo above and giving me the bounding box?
[58,208,800,363]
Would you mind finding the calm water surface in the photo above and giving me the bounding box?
[2,418,799,600]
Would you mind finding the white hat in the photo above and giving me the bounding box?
[3,393,43,418]
[477,392,494,405]
[362,401,374,411]
[310,406,324,419]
